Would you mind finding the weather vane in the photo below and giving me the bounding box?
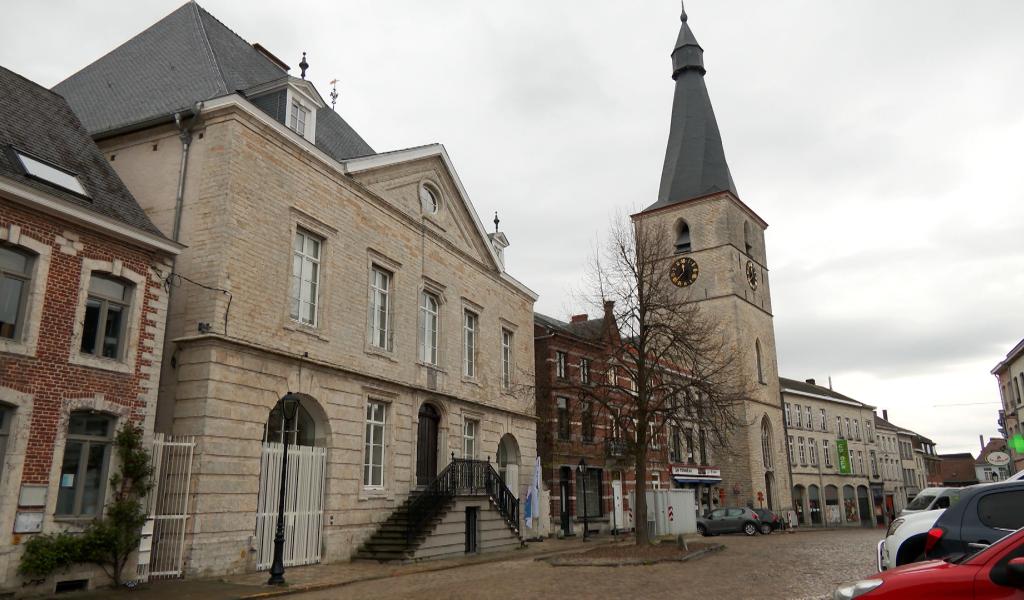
[329,79,339,111]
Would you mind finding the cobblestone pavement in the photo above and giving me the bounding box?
[293,528,882,600]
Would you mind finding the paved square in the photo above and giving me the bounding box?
[294,528,882,600]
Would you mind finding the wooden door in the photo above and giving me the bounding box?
[416,404,439,486]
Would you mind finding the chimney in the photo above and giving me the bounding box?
[883,409,888,421]
[805,378,816,386]
[603,300,615,319]
[980,434,985,452]
[571,314,589,324]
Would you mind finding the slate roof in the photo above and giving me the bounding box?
[778,377,867,406]
[53,2,373,161]
[534,313,607,344]
[0,66,164,237]
[646,3,738,213]
[874,414,899,431]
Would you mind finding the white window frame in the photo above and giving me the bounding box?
[501,328,513,389]
[363,400,387,489]
[805,406,812,431]
[798,436,806,465]
[69,258,145,374]
[462,418,478,459]
[420,291,440,365]
[794,404,802,429]
[809,438,818,466]
[787,435,795,465]
[0,229,49,358]
[290,228,322,327]
[555,351,567,379]
[580,358,590,384]
[369,265,392,350]
[289,100,310,137]
[463,309,477,378]
[823,439,833,468]
[820,408,827,432]
[784,403,791,427]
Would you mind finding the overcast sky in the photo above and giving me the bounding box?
[3,1,1022,456]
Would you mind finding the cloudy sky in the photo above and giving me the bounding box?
[3,1,1022,456]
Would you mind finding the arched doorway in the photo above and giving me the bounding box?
[808,484,822,526]
[763,472,775,510]
[824,485,839,526]
[496,433,521,498]
[792,485,806,524]
[857,485,873,528]
[416,403,441,486]
[843,485,858,524]
[256,394,329,570]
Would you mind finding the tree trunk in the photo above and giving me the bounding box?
[633,449,649,546]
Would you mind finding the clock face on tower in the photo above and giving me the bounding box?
[746,260,758,290]
[670,256,699,288]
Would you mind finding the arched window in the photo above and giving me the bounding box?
[761,417,773,470]
[674,220,691,254]
[743,221,753,256]
[755,340,765,384]
[264,402,316,446]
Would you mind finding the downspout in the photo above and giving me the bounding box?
[171,101,203,242]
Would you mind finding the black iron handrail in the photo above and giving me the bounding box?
[406,456,520,544]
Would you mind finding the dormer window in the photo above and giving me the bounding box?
[289,101,310,136]
[14,150,89,197]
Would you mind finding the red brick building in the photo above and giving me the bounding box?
[534,305,675,536]
[0,66,180,593]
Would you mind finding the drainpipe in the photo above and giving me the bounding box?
[171,101,203,242]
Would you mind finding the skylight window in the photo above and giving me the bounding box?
[15,151,89,197]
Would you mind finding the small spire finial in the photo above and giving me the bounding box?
[329,78,339,111]
[493,212,500,232]
[299,52,309,79]
[680,0,688,22]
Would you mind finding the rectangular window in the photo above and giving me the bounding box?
[463,310,477,377]
[684,429,695,463]
[463,418,478,459]
[853,419,861,440]
[0,245,33,340]
[652,471,662,491]
[787,435,795,464]
[575,468,602,518]
[809,438,818,466]
[820,408,827,431]
[290,229,321,326]
[555,351,567,379]
[649,422,659,449]
[420,292,439,365]
[866,423,873,442]
[369,266,391,350]
[582,401,594,442]
[501,329,513,389]
[80,274,131,359]
[836,416,843,438]
[670,427,683,463]
[845,418,852,439]
[784,403,791,427]
[556,397,570,441]
[580,359,590,384]
[870,450,878,478]
[823,439,833,468]
[607,366,616,385]
[363,401,386,488]
[805,406,812,431]
[793,404,801,428]
[798,436,806,465]
[857,451,864,475]
[56,412,113,516]
[289,101,309,136]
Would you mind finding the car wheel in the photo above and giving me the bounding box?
[743,523,757,536]
[697,524,707,537]
[760,523,772,535]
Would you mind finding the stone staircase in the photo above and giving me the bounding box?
[354,458,523,562]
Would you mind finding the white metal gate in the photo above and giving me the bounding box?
[138,434,195,581]
[255,442,326,570]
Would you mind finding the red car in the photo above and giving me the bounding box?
[833,527,1024,599]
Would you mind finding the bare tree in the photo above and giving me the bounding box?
[559,211,754,545]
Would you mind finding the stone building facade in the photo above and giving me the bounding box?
[781,378,880,528]
[993,338,1024,473]
[0,66,179,594]
[55,3,536,576]
[873,415,909,515]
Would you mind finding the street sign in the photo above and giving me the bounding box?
[836,439,852,474]
[987,451,1011,467]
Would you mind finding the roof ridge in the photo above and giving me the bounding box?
[189,2,229,95]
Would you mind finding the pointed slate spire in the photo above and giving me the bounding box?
[647,1,738,212]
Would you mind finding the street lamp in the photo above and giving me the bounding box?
[267,392,302,586]
[577,457,589,540]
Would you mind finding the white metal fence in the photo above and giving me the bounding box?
[629,489,697,539]
[138,434,195,581]
[255,442,327,570]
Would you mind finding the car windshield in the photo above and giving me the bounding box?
[905,494,936,510]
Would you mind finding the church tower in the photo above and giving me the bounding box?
[635,3,790,511]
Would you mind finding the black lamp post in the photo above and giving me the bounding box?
[577,457,589,540]
[267,392,302,586]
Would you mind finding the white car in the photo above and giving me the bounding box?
[897,487,959,517]
[876,508,944,571]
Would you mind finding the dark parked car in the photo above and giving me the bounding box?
[697,507,762,537]
[925,480,1024,561]
[753,508,782,534]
